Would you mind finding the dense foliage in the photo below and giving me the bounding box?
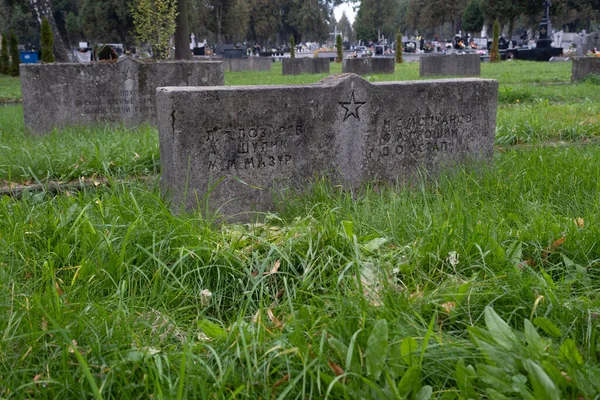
[0,34,8,74]
[130,0,178,60]
[490,19,500,62]
[40,17,54,63]
[9,31,19,76]
[395,31,403,63]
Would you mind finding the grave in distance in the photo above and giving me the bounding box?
[420,54,481,77]
[157,74,498,219]
[224,57,272,72]
[342,58,395,75]
[282,58,330,75]
[571,57,600,82]
[20,57,224,134]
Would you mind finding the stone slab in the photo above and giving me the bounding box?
[157,74,498,219]
[420,54,481,77]
[282,58,330,75]
[224,57,272,72]
[342,58,395,75]
[20,57,224,134]
[571,57,600,82]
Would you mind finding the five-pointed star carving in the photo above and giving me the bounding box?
[123,67,137,81]
[339,91,366,122]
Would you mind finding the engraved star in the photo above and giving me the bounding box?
[339,92,366,122]
[123,67,137,81]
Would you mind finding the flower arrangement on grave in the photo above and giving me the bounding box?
[405,42,416,53]
[423,43,434,53]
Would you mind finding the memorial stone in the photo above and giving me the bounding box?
[420,54,481,77]
[157,74,498,219]
[20,57,224,134]
[225,57,272,72]
[571,56,600,81]
[342,58,395,75]
[282,58,330,75]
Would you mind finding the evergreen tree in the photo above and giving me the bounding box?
[290,35,295,59]
[395,31,403,63]
[490,19,500,63]
[336,34,343,62]
[462,0,484,36]
[1,34,9,74]
[41,17,55,63]
[9,32,20,77]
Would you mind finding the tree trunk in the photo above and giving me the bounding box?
[28,0,69,62]
[175,0,192,59]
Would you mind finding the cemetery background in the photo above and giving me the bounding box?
[2,58,600,397]
[1,0,600,397]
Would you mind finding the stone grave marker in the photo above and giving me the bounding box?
[157,74,498,219]
[20,57,224,134]
[420,54,481,77]
[342,58,395,75]
[224,57,272,72]
[571,56,600,81]
[282,58,330,75]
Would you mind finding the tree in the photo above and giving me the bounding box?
[248,0,279,45]
[290,34,295,58]
[174,0,191,59]
[79,0,135,48]
[9,31,19,76]
[355,0,395,42]
[462,0,484,36]
[395,31,402,63]
[490,19,500,62]
[0,34,8,74]
[284,0,329,43]
[26,0,69,61]
[335,33,342,62]
[336,10,354,42]
[130,0,178,59]
[41,17,54,62]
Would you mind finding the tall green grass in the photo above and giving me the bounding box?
[1,58,599,399]
[1,146,600,398]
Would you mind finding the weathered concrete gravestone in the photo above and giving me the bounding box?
[420,54,481,77]
[571,57,600,82]
[224,57,272,72]
[282,58,330,75]
[342,58,395,75]
[20,57,224,134]
[158,74,498,219]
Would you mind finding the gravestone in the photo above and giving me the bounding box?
[571,56,600,81]
[420,54,481,77]
[20,57,224,134]
[342,58,395,75]
[225,57,272,72]
[157,74,498,219]
[282,58,330,75]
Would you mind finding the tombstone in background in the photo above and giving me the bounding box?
[571,56,600,81]
[342,58,395,75]
[282,58,330,75]
[157,74,498,219]
[224,57,272,72]
[20,57,224,134]
[420,54,481,77]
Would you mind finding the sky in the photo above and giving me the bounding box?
[333,3,357,24]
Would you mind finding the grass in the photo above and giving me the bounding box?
[0,74,22,102]
[1,60,600,399]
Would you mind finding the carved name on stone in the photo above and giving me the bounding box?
[157,74,498,219]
